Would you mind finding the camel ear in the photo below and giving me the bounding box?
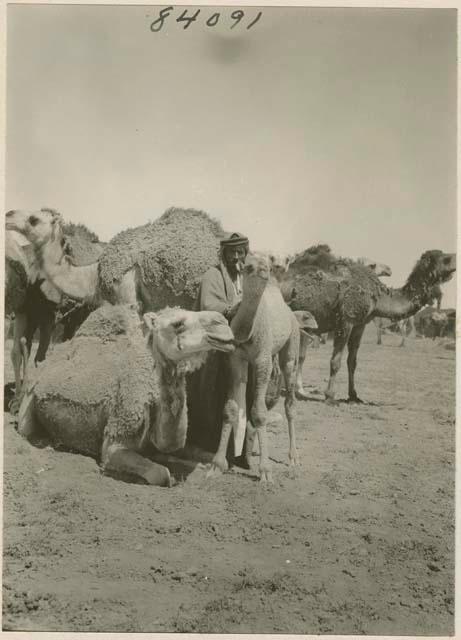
[143,312,158,333]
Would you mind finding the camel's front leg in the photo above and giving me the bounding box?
[102,440,173,487]
[279,334,299,466]
[347,324,366,403]
[250,357,272,482]
[35,313,55,364]
[295,332,309,400]
[209,355,248,475]
[325,324,353,404]
[10,313,28,414]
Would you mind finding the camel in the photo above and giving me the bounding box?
[5,207,227,314]
[5,230,62,411]
[356,256,392,277]
[374,284,442,347]
[6,209,103,307]
[4,218,105,411]
[292,250,393,399]
[209,253,307,482]
[374,317,413,348]
[414,307,453,339]
[17,304,235,487]
[53,228,106,341]
[280,244,456,404]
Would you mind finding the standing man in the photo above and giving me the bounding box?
[195,232,249,320]
[187,232,250,461]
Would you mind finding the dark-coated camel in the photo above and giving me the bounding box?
[281,245,456,404]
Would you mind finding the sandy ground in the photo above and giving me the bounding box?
[2,326,455,634]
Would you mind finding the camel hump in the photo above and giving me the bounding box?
[75,304,141,340]
[98,207,225,307]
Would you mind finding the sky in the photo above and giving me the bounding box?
[5,5,457,306]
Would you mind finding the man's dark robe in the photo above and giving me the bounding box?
[187,262,240,453]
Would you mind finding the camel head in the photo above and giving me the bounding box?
[293,310,318,336]
[228,253,272,343]
[357,257,392,277]
[242,253,271,289]
[408,250,456,288]
[5,208,64,248]
[143,308,234,367]
[266,253,294,281]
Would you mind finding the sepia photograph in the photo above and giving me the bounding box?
[2,2,457,635]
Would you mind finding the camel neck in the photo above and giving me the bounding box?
[37,239,99,303]
[231,276,267,343]
[374,287,421,320]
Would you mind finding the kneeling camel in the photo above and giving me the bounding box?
[18,304,234,486]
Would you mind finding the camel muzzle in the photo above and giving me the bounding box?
[206,335,235,352]
[5,216,21,232]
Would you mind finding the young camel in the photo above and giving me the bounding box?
[210,253,302,483]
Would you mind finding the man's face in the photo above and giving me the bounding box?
[223,246,247,275]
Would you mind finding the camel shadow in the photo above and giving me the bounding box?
[293,392,398,408]
[295,394,325,403]
[336,398,399,408]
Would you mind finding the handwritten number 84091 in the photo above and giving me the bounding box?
[150,7,263,32]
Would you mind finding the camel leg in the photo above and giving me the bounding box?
[24,316,37,363]
[35,315,55,364]
[325,324,353,404]
[102,441,173,487]
[16,337,37,438]
[10,313,27,413]
[347,324,366,403]
[279,335,299,466]
[243,421,257,467]
[399,321,405,348]
[250,357,273,482]
[376,321,382,345]
[295,332,310,400]
[209,356,248,475]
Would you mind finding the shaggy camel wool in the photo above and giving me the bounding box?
[98,207,226,310]
[32,306,157,457]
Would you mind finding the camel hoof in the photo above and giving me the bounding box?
[325,397,339,407]
[206,457,228,478]
[206,465,223,479]
[347,396,365,405]
[259,468,273,484]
